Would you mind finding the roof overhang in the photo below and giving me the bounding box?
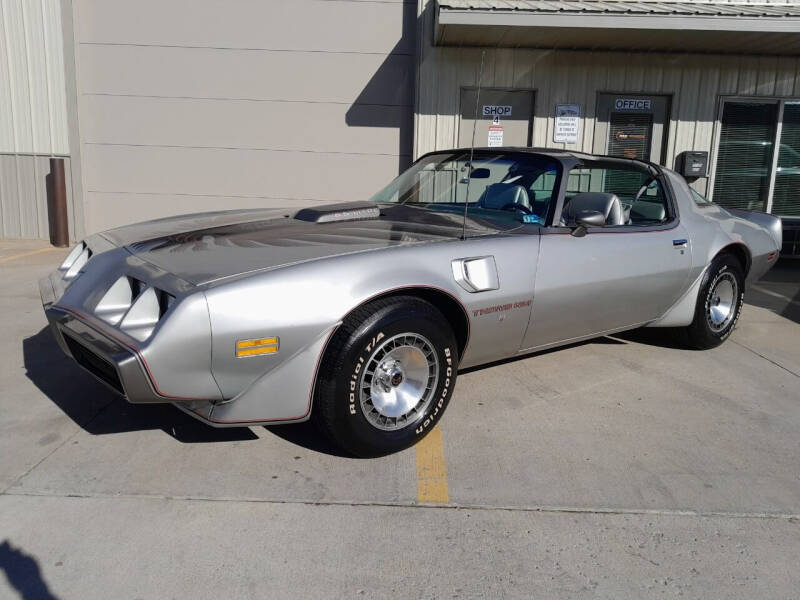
[435,2,800,55]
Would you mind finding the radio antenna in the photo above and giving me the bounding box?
[462,50,485,241]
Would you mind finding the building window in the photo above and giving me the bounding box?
[712,98,800,218]
[773,103,800,218]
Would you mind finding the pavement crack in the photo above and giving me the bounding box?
[732,340,800,378]
[4,489,800,522]
[625,550,660,566]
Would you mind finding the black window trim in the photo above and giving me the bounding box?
[545,160,680,235]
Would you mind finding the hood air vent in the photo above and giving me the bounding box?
[294,202,380,224]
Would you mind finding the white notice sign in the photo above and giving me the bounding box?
[554,104,581,144]
[487,125,504,147]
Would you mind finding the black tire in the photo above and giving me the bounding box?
[314,296,458,458]
[684,253,745,350]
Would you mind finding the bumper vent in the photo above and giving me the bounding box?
[94,276,175,341]
[63,332,124,395]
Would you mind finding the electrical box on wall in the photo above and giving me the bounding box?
[678,151,709,178]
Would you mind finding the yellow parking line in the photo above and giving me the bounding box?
[415,426,450,503]
[0,247,60,265]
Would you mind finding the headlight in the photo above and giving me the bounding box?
[94,276,174,341]
[60,242,92,280]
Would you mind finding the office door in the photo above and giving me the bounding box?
[594,94,670,164]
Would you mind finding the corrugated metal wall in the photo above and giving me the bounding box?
[416,0,800,196]
[0,0,72,239]
[0,0,68,154]
[416,47,800,195]
[0,154,74,237]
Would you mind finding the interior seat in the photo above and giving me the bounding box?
[562,192,625,226]
[478,183,531,211]
[630,200,666,223]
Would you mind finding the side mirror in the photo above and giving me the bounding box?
[571,210,606,237]
[459,167,490,184]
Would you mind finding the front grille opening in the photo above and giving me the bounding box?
[63,333,124,395]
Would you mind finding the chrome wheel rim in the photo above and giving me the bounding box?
[706,271,738,332]
[359,333,439,431]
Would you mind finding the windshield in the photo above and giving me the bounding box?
[369,151,562,225]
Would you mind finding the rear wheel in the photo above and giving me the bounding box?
[314,296,458,457]
[684,253,745,349]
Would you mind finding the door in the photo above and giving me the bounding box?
[521,161,691,351]
[594,94,671,164]
[459,89,534,148]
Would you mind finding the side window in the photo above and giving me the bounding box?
[565,164,669,226]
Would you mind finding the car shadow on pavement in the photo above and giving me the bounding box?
[745,258,800,325]
[22,327,257,443]
[265,421,351,458]
[612,327,689,349]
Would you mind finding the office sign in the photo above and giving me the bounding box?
[482,105,512,118]
[614,98,652,111]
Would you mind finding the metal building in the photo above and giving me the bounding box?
[1,0,799,255]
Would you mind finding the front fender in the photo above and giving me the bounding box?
[199,235,538,424]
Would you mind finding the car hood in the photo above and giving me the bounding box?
[97,203,501,285]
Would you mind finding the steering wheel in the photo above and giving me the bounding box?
[634,177,657,203]
[500,202,533,214]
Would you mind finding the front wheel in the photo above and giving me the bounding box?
[314,296,458,457]
[684,253,745,349]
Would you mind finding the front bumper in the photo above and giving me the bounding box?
[45,306,167,404]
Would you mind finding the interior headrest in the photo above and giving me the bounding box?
[564,192,624,226]
[480,183,530,210]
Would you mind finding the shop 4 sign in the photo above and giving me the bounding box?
[482,105,512,118]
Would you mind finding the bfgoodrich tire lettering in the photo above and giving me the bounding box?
[314,296,458,457]
[684,253,745,350]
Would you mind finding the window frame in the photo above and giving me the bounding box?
[555,159,678,233]
[708,96,798,215]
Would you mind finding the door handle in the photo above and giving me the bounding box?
[672,239,687,248]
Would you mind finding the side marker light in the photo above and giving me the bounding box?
[236,337,279,357]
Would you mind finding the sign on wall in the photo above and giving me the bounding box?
[554,104,581,144]
[482,105,512,118]
[487,125,504,147]
[614,98,652,111]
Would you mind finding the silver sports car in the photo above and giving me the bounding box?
[40,149,782,456]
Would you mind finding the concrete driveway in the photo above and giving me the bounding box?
[1,240,799,599]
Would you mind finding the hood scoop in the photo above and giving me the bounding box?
[294,201,381,224]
